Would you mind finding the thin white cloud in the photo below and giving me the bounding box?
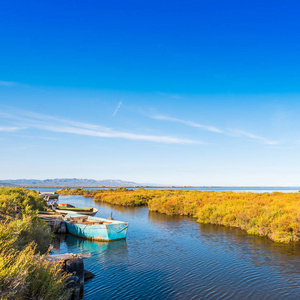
[227,130,279,145]
[41,124,199,144]
[0,109,200,145]
[17,135,57,141]
[0,80,16,87]
[152,115,223,133]
[152,114,278,145]
[0,81,39,91]
[0,126,23,132]
[113,101,123,117]
[16,110,103,130]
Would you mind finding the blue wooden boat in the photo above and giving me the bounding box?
[65,213,129,241]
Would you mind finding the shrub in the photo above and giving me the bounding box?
[0,188,71,299]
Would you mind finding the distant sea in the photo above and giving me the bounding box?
[162,186,300,193]
[33,186,300,193]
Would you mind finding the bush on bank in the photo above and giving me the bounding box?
[58,187,152,206]
[149,190,300,243]
[57,188,300,243]
[0,188,71,300]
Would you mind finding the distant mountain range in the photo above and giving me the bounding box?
[0,178,142,187]
[0,182,15,187]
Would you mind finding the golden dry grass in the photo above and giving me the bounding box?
[58,188,300,243]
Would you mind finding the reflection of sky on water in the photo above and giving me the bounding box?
[53,234,129,264]
[49,195,300,299]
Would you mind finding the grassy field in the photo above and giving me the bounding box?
[58,188,300,243]
[0,188,71,300]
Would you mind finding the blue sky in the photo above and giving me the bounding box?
[0,0,300,185]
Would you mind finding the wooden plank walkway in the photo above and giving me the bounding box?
[38,212,66,233]
[48,253,91,261]
[38,213,64,223]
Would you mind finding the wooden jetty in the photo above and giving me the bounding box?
[38,211,67,233]
[39,192,59,207]
[39,192,59,200]
[48,253,91,261]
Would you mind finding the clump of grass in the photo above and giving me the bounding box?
[58,187,153,206]
[56,188,86,196]
[93,188,152,206]
[0,187,47,217]
[0,188,71,299]
[0,239,71,300]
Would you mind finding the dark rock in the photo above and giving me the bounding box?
[47,253,91,298]
[84,269,95,282]
[65,256,85,295]
[66,275,80,300]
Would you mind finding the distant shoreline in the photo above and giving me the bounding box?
[18,185,300,188]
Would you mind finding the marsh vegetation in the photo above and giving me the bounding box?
[58,188,300,243]
[0,188,71,300]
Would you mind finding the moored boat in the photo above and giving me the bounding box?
[65,214,129,241]
[39,192,59,199]
[55,205,98,216]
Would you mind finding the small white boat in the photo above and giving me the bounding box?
[55,203,98,216]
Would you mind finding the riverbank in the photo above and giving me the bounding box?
[57,188,300,243]
[0,187,71,299]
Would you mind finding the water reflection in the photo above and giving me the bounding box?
[148,210,194,224]
[52,234,128,260]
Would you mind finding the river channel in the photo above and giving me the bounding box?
[47,194,300,299]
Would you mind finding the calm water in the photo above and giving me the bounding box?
[51,195,300,300]
[34,186,300,193]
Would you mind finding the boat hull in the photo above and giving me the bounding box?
[65,214,129,241]
[55,208,98,216]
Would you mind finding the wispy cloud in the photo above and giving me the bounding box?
[0,80,38,91]
[151,114,278,145]
[0,109,200,145]
[16,135,57,141]
[40,124,199,144]
[113,101,123,117]
[227,129,278,145]
[152,115,223,133]
[0,126,24,132]
[0,80,16,87]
